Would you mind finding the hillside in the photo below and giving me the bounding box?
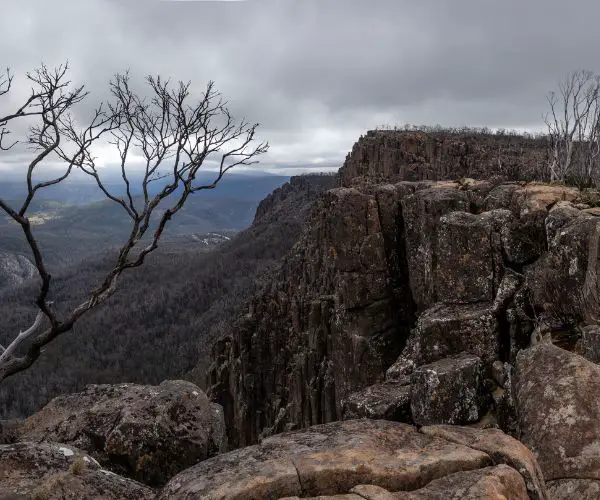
[0,173,289,270]
[0,174,336,418]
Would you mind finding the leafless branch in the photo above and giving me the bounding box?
[0,65,268,382]
[544,70,600,185]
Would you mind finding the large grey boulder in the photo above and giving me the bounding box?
[514,343,600,482]
[410,354,485,426]
[0,441,153,499]
[387,303,499,379]
[401,187,469,310]
[435,210,508,304]
[342,380,411,422]
[20,380,225,486]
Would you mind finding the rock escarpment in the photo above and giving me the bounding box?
[208,172,583,447]
[337,129,548,187]
[253,174,338,225]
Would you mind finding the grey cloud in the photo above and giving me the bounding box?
[2,0,600,176]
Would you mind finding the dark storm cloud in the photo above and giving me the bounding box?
[2,0,600,174]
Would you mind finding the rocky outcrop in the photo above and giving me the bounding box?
[209,175,583,447]
[337,129,549,188]
[209,185,414,447]
[514,343,600,494]
[409,354,486,426]
[342,381,411,422]
[158,419,547,499]
[253,174,338,225]
[20,380,225,486]
[0,441,153,499]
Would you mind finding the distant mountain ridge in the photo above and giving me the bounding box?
[0,173,291,268]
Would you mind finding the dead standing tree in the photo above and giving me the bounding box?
[544,70,600,185]
[0,64,268,382]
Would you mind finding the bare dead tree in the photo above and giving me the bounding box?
[544,70,600,184]
[0,64,268,382]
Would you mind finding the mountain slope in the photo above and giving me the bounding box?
[0,174,336,418]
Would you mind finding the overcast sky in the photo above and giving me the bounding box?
[1,0,599,176]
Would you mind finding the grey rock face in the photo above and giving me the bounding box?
[387,303,499,380]
[342,380,411,422]
[0,441,153,500]
[410,354,485,426]
[401,187,469,311]
[208,187,413,448]
[208,131,584,446]
[514,344,600,481]
[20,380,225,486]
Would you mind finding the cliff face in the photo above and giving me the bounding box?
[209,184,415,447]
[208,131,590,449]
[253,174,338,225]
[338,129,549,187]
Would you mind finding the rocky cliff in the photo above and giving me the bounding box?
[208,130,593,450]
[338,129,548,187]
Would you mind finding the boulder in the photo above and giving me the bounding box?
[410,354,485,426]
[527,211,600,323]
[342,381,411,422]
[514,343,600,481]
[283,467,530,500]
[435,211,503,304]
[401,187,469,310]
[500,211,547,265]
[0,441,153,499]
[386,303,499,379]
[21,380,225,486]
[159,419,493,499]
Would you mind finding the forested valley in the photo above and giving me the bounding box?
[0,174,335,417]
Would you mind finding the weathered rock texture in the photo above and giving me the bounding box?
[253,174,338,225]
[409,354,485,426]
[337,129,549,187]
[209,164,583,447]
[514,343,600,482]
[209,185,416,447]
[158,419,546,500]
[0,441,153,499]
[20,380,225,486]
